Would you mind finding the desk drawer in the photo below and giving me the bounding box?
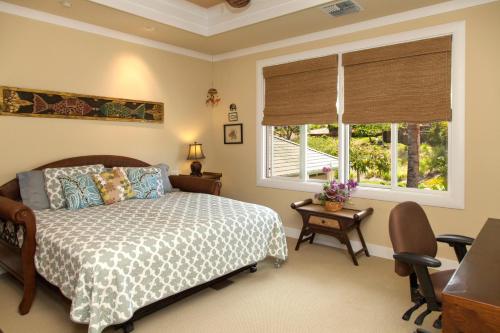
[308,216,340,229]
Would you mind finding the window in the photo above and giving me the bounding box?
[257,23,465,209]
[266,124,339,182]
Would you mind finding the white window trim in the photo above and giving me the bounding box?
[256,21,465,209]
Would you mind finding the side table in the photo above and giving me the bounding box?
[291,199,373,266]
[179,172,222,195]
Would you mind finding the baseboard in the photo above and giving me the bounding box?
[285,227,458,271]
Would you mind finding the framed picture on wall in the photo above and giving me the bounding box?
[228,112,238,122]
[224,123,243,144]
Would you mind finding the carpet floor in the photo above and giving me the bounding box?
[0,238,441,333]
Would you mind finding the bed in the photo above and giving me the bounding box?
[0,155,288,333]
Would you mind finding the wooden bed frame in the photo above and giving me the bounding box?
[0,155,237,332]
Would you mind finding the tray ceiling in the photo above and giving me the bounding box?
[2,0,451,54]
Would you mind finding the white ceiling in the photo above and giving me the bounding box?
[88,0,334,36]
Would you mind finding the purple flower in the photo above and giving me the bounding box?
[321,179,357,204]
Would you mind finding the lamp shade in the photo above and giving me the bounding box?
[187,142,205,160]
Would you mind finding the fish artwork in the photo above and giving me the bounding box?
[99,102,146,119]
[1,86,164,123]
[145,104,163,121]
[33,94,96,116]
[2,90,33,113]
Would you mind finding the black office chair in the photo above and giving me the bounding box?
[389,201,474,329]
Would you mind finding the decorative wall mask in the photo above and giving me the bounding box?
[228,103,238,122]
[0,86,164,123]
[206,88,221,107]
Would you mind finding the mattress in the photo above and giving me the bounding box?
[34,192,288,333]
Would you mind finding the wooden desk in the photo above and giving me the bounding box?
[442,218,500,333]
[291,199,373,266]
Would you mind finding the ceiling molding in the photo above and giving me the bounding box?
[0,0,496,62]
[213,0,497,61]
[89,0,330,36]
[0,1,212,61]
[89,0,210,35]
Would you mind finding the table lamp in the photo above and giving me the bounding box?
[187,142,205,176]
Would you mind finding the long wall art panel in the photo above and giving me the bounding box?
[0,86,164,123]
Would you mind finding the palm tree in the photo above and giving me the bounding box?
[406,124,420,188]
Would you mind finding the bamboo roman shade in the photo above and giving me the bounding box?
[262,55,338,126]
[342,36,452,124]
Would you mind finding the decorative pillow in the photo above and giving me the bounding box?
[126,167,164,199]
[44,164,105,210]
[92,167,135,205]
[59,174,103,210]
[17,170,50,210]
[153,163,173,193]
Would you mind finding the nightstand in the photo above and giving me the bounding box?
[291,199,373,266]
[199,172,222,180]
[179,172,222,195]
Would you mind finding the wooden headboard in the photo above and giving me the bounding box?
[0,155,150,201]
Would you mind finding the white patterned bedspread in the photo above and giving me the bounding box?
[33,192,288,333]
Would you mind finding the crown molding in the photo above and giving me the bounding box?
[0,1,212,61]
[89,0,210,35]
[0,0,496,62]
[213,0,497,60]
[89,0,330,36]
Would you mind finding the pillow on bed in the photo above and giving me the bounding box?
[59,174,103,210]
[44,164,105,210]
[92,167,135,205]
[17,170,50,210]
[153,163,173,193]
[126,167,164,199]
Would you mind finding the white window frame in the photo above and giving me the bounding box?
[256,22,465,209]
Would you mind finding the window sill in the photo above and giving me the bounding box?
[257,177,464,209]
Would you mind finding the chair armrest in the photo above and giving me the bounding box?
[437,234,474,262]
[291,199,313,209]
[393,252,442,268]
[168,176,221,196]
[436,234,474,246]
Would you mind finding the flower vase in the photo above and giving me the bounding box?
[324,201,343,212]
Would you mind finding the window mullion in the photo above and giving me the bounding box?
[390,123,398,189]
[300,125,307,181]
[338,53,346,182]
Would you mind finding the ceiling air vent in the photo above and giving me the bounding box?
[319,0,362,17]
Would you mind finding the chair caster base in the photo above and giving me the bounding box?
[415,309,432,326]
[249,264,257,273]
[402,300,424,321]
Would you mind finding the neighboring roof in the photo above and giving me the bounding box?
[309,128,330,135]
[272,136,338,177]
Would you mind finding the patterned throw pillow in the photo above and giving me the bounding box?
[126,167,164,199]
[44,164,105,209]
[92,167,135,205]
[59,174,103,210]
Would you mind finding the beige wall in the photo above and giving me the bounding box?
[1,3,499,260]
[0,13,213,185]
[211,2,500,259]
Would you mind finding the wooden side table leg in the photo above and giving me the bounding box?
[356,225,370,257]
[295,226,306,251]
[344,235,359,266]
[309,233,316,244]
